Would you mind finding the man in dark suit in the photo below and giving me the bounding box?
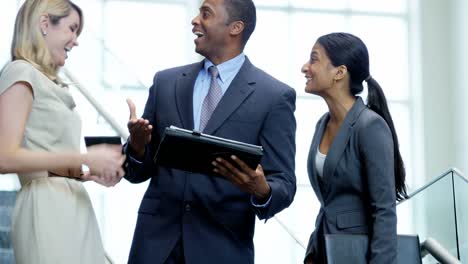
[124,0,296,263]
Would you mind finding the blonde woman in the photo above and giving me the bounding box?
[0,0,124,263]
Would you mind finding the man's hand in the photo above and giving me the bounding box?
[127,98,152,159]
[304,255,314,264]
[212,155,271,201]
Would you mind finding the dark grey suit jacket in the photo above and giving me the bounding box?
[305,98,397,264]
[124,57,297,264]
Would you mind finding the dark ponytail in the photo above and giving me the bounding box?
[366,77,408,201]
[318,32,408,201]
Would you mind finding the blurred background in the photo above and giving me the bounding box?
[1,0,467,263]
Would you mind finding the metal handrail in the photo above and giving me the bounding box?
[397,167,467,262]
[273,216,306,249]
[421,237,462,264]
[398,167,466,202]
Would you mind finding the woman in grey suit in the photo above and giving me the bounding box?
[301,32,408,264]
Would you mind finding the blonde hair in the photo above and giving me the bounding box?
[11,0,83,84]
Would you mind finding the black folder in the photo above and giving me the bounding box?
[153,126,263,176]
[84,136,122,147]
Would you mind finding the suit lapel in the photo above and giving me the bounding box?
[202,58,255,135]
[323,98,367,181]
[308,114,329,204]
[175,62,203,130]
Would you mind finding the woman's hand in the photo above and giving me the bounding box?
[82,144,125,187]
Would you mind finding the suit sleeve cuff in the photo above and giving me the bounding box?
[250,193,272,208]
[123,143,145,164]
[251,193,272,223]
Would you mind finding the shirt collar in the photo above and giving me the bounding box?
[203,53,246,83]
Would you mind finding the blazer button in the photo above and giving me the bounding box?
[184,202,191,212]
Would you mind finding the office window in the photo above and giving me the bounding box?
[0,1,21,66]
[102,1,191,87]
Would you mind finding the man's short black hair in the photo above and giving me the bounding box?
[224,0,256,47]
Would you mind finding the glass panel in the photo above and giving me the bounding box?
[397,172,458,263]
[454,174,468,263]
[349,15,409,101]
[349,0,407,14]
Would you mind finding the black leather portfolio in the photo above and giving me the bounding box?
[153,126,263,176]
[84,136,122,147]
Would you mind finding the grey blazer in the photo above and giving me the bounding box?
[305,98,397,264]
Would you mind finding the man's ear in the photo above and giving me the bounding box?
[334,65,348,81]
[39,14,49,33]
[229,21,244,37]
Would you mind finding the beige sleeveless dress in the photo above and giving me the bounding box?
[0,60,112,264]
